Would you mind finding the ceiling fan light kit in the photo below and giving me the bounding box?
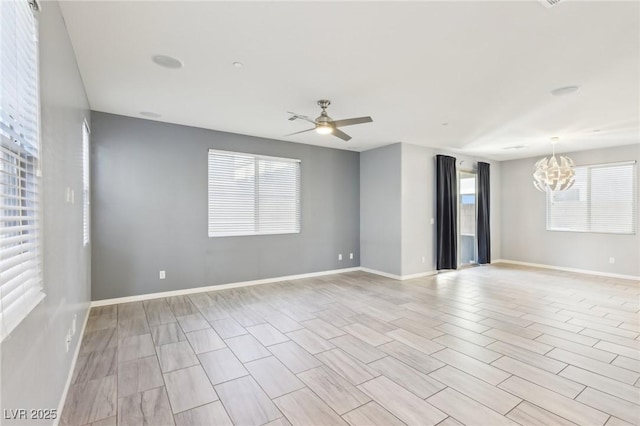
[532,138,576,192]
[286,99,373,142]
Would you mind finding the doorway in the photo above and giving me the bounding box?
[458,170,477,266]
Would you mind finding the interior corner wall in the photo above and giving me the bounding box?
[90,112,360,301]
[0,1,91,422]
[400,143,502,276]
[360,143,402,276]
[501,143,640,278]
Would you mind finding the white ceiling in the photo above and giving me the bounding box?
[58,0,639,160]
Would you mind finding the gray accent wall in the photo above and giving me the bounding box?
[1,1,91,423]
[501,143,640,278]
[90,112,360,300]
[360,142,502,277]
[360,143,402,276]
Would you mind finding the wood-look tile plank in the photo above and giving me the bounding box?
[546,348,640,385]
[341,401,404,426]
[268,341,323,374]
[528,323,599,346]
[569,318,639,339]
[163,365,218,414]
[429,366,521,414]
[369,356,445,399]
[301,318,346,339]
[359,376,447,426]
[385,328,445,354]
[343,323,394,346]
[173,401,233,426]
[298,366,371,415]
[576,387,640,425]
[80,328,118,355]
[378,341,445,375]
[286,328,335,354]
[216,376,282,425]
[391,317,444,340]
[315,348,379,385]
[274,387,346,426]
[427,387,518,426]
[144,300,177,327]
[506,401,578,426]
[245,356,305,398]
[432,333,502,363]
[483,328,552,354]
[265,313,304,333]
[117,387,174,426]
[431,348,510,385]
[246,323,290,346]
[117,356,164,398]
[491,356,584,398]
[595,340,640,360]
[535,333,617,363]
[198,347,248,385]
[613,356,640,373]
[486,340,567,373]
[329,335,387,364]
[117,317,151,339]
[560,366,640,404]
[499,375,609,426]
[434,323,495,346]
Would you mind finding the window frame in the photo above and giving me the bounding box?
[207,149,301,238]
[0,0,45,342]
[546,160,637,235]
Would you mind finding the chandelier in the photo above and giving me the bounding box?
[533,138,575,192]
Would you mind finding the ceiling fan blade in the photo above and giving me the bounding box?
[332,128,352,141]
[331,116,373,128]
[287,112,317,125]
[285,128,315,136]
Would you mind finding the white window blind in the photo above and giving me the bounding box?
[0,0,44,341]
[208,149,301,237]
[547,161,637,234]
[82,121,90,246]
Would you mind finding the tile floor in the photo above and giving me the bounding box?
[61,264,640,425]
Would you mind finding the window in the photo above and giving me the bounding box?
[0,0,44,341]
[82,121,90,246]
[547,161,637,234]
[208,149,301,237]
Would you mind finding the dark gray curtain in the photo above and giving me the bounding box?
[477,162,491,264]
[436,155,457,270]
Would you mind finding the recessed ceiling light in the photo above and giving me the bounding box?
[550,86,580,96]
[550,136,560,142]
[152,54,183,69]
[592,129,601,133]
[442,122,449,126]
[503,145,528,150]
[140,111,161,118]
[232,62,244,68]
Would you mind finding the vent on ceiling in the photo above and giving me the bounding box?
[503,145,528,150]
[539,0,564,8]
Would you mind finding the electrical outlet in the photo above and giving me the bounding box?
[422,256,426,264]
[609,257,615,264]
[338,254,342,261]
[349,253,353,260]
[159,270,166,279]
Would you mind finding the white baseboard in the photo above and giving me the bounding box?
[91,267,362,307]
[494,259,640,281]
[360,267,437,281]
[54,306,91,426]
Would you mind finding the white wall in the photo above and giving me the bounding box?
[0,1,91,422]
[501,143,639,278]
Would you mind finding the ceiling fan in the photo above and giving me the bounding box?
[286,100,373,141]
